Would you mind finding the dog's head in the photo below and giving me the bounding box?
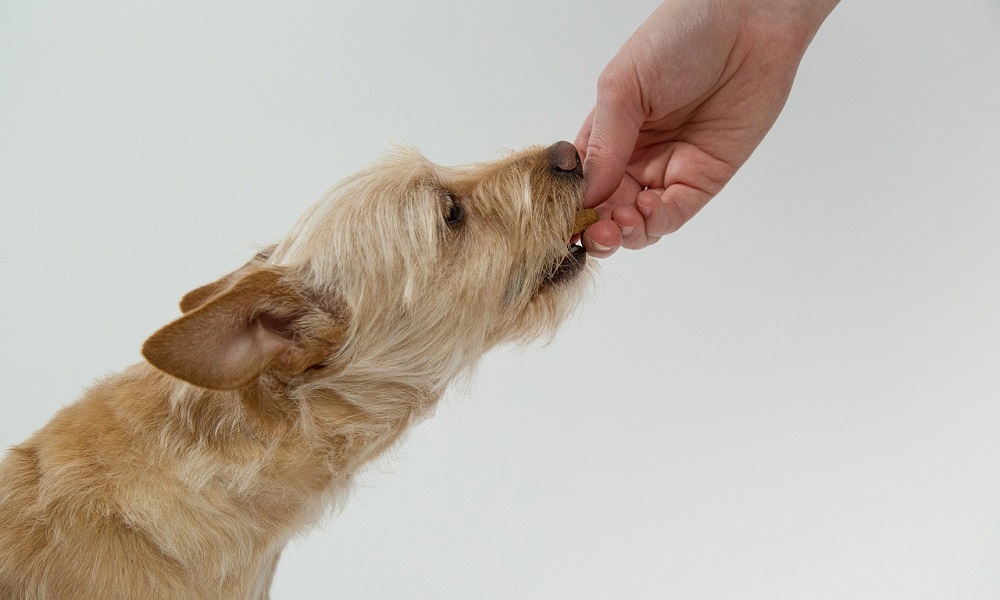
[143,142,590,394]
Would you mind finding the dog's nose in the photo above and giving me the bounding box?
[549,141,583,177]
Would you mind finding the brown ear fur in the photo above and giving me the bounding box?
[179,246,276,313]
[143,265,344,390]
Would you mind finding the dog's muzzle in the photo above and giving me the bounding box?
[539,141,591,287]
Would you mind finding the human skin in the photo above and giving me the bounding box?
[576,0,840,257]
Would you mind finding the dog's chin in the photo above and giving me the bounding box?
[501,242,587,346]
[540,243,587,287]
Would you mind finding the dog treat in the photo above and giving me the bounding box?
[572,208,599,235]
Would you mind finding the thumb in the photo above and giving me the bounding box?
[580,78,643,208]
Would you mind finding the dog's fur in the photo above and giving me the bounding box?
[0,142,590,599]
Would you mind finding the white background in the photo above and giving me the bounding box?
[2,1,999,598]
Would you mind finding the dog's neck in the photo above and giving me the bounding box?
[114,362,434,576]
[149,362,431,480]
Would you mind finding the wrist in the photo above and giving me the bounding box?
[798,0,840,39]
[727,0,838,51]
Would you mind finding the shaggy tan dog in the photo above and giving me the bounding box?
[0,142,594,599]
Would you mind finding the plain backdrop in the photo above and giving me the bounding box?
[2,1,999,598]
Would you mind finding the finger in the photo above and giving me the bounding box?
[656,183,714,235]
[581,219,622,258]
[610,205,650,250]
[635,188,672,238]
[581,72,643,209]
[574,107,595,160]
[593,172,643,214]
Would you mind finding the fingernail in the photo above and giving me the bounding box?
[588,239,613,253]
[620,226,634,238]
[637,202,653,218]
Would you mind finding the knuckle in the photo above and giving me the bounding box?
[596,62,634,99]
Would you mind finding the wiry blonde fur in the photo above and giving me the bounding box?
[0,143,590,599]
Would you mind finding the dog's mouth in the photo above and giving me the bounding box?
[540,208,598,287]
[541,243,588,286]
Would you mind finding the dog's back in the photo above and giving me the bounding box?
[1,367,185,598]
[0,366,289,599]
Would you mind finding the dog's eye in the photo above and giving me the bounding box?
[444,194,464,227]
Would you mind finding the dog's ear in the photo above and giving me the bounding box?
[180,246,276,313]
[143,265,346,391]
[178,277,232,314]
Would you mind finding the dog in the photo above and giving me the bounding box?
[0,141,593,599]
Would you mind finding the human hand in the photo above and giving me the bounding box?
[576,0,838,257]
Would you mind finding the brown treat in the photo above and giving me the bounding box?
[572,208,599,235]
